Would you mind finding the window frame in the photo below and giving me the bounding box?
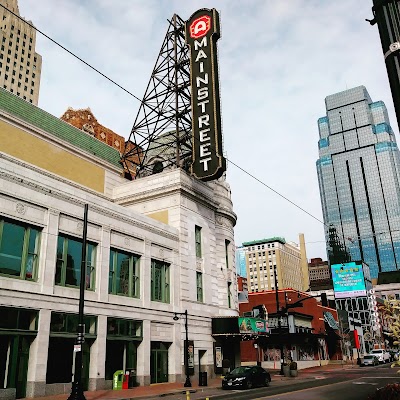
[151,259,170,303]
[108,248,140,298]
[196,271,203,302]
[195,225,202,258]
[225,239,230,268]
[55,234,96,290]
[0,218,41,281]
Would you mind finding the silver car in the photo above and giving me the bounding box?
[361,355,379,366]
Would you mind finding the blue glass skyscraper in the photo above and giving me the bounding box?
[317,86,400,280]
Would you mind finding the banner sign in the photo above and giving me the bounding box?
[185,8,226,181]
[238,317,269,334]
[331,262,367,298]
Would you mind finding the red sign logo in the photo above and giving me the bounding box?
[189,15,211,39]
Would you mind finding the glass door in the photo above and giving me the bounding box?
[150,342,169,383]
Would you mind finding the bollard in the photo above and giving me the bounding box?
[186,390,190,400]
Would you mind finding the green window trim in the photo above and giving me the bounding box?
[0,218,41,281]
[55,235,96,290]
[225,239,230,269]
[151,259,170,303]
[107,317,143,339]
[227,282,232,308]
[195,226,202,258]
[109,249,140,298]
[196,271,203,302]
[50,312,97,336]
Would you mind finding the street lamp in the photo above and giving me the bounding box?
[273,266,285,375]
[173,310,192,387]
[67,204,88,400]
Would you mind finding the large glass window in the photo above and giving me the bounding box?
[109,249,140,298]
[55,235,96,289]
[195,226,202,258]
[0,218,40,280]
[196,271,203,302]
[151,260,170,303]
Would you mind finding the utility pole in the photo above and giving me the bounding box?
[67,204,88,400]
[274,266,285,375]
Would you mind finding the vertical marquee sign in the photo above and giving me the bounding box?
[185,9,226,181]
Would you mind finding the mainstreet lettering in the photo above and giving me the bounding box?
[186,9,226,181]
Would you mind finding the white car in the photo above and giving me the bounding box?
[369,349,390,363]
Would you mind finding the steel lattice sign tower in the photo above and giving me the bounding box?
[185,9,226,181]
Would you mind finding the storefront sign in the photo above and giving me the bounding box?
[215,346,222,367]
[331,262,367,298]
[185,8,226,181]
[187,340,194,368]
[238,317,269,334]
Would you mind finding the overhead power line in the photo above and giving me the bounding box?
[0,3,328,232]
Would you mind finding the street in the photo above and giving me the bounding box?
[134,364,400,400]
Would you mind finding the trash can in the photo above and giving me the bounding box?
[113,370,124,390]
[199,371,207,386]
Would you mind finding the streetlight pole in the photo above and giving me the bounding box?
[68,204,88,400]
[273,266,285,375]
[173,310,192,387]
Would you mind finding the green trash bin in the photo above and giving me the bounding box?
[113,370,124,390]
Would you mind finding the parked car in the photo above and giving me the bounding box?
[222,365,271,390]
[369,349,390,363]
[361,355,379,367]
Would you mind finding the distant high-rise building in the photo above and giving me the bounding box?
[241,234,309,292]
[235,246,247,277]
[317,86,400,281]
[370,0,400,129]
[308,257,332,290]
[0,0,42,105]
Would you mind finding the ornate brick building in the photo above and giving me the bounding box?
[60,107,142,178]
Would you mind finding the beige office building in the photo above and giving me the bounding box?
[243,234,309,293]
[0,0,42,105]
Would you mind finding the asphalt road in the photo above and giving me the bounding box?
[140,364,399,400]
[212,364,399,400]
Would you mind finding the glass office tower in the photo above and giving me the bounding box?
[316,86,400,280]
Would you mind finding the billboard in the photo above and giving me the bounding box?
[331,262,367,298]
[238,317,269,334]
[185,9,226,181]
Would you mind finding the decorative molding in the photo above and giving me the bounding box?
[77,222,84,231]
[124,237,130,246]
[0,167,179,242]
[48,208,60,216]
[15,202,26,215]
[196,258,203,271]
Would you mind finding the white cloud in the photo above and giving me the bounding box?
[17,0,395,260]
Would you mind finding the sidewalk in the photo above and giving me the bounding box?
[21,363,358,400]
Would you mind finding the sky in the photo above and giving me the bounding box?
[17,0,395,260]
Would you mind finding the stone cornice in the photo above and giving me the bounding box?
[0,156,179,242]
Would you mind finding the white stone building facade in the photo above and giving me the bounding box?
[0,88,238,398]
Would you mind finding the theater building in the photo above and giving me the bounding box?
[0,88,237,398]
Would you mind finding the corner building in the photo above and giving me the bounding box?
[0,0,42,105]
[0,88,238,398]
[317,86,400,281]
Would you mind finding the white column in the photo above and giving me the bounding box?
[41,209,60,294]
[25,309,51,397]
[99,226,111,302]
[88,315,107,390]
[137,320,151,385]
